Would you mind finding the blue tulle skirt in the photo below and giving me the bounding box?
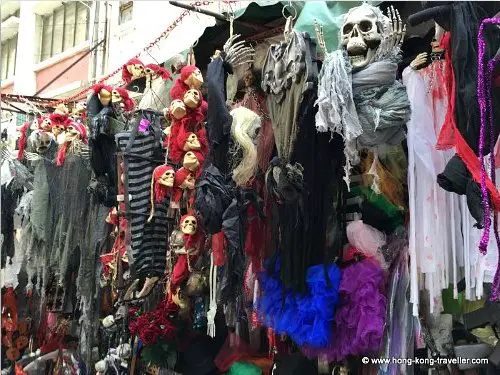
[256,260,341,348]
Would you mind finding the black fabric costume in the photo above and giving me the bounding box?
[116,110,167,277]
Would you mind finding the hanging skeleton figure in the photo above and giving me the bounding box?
[137,63,172,111]
[316,4,410,207]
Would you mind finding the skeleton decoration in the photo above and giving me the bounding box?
[71,101,87,122]
[315,4,409,189]
[182,150,204,174]
[137,64,173,111]
[340,4,405,69]
[182,133,201,151]
[169,99,187,120]
[56,121,89,166]
[229,107,261,187]
[111,87,135,112]
[170,65,204,100]
[144,63,172,82]
[92,84,113,107]
[49,113,69,143]
[213,34,255,68]
[122,58,145,84]
[37,116,52,132]
[180,215,198,235]
[28,130,56,155]
[172,167,195,204]
[150,164,174,208]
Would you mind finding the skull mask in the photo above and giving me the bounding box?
[180,173,195,190]
[180,215,197,235]
[185,68,203,89]
[183,89,201,109]
[159,169,175,187]
[98,88,112,106]
[170,229,185,254]
[64,125,80,143]
[341,4,386,69]
[127,63,144,79]
[183,151,200,171]
[243,70,255,88]
[111,89,122,104]
[52,124,65,137]
[183,133,201,151]
[40,118,52,132]
[169,99,186,119]
[32,131,53,154]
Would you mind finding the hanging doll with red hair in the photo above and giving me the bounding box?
[56,120,88,166]
[122,58,145,85]
[137,63,173,111]
[147,164,175,221]
[49,113,69,144]
[111,87,136,112]
[172,167,196,207]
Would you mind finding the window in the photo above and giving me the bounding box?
[119,1,133,25]
[1,36,18,80]
[39,2,90,62]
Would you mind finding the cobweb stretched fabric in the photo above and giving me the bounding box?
[47,154,92,285]
[302,259,387,361]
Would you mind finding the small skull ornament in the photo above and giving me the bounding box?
[127,63,144,79]
[111,89,122,104]
[169,99,187,119]
[180,215,197,235]
[52,124,66,137]
[183,151,200,171]
[98,88,112,106]
[185,68,204,89]
[31,131,53,153]
[183,89,201,109]
[170,229,185,254]
[159,169,175,187]
[39,118,52,132]
[183,133,201,151]
[341,4,387,69]
[180,173,195,190]
[64,125,80,143]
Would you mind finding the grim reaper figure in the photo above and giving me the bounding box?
[316,3,411,195]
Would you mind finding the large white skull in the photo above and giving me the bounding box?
[341,4,385,69]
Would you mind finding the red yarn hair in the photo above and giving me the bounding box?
[114,87,136,112]
[17,122,31,160]
[122,58,144,84]
[152,164,174,203]
[145,63,172,81]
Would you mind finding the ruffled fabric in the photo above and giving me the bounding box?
[346,220,387,268]
[256,260,341,348]
[302,259,387,361]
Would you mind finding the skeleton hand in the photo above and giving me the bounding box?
[410,52,428,70]
[383,6,406,55]
[222,34,255,68]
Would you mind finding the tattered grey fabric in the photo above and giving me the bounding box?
[48,154,92,285]
[261,30,318,160]
[314,56,410,187]
[315,50,361,187]
[351,60,410,147]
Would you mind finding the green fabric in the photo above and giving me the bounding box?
[441,286,463,315]
[351,185,404,227]
[226,361,263,375]
[235,1,381,51]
